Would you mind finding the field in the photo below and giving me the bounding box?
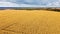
[0,10,60,34]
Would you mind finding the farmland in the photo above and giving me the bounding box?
[0,10,60,34]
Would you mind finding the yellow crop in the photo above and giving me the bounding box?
[0,10,60,34]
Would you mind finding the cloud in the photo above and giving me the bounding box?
[0,0,60,7]
[46,0,60,7]
[0,1,48,7]
[0,1,20,7]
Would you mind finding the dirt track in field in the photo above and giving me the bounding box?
[0,10,60,34]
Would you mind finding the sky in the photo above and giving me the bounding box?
[0,0,60,7]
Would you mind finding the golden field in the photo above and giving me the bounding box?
[0,10,60,34]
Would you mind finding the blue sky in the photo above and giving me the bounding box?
[0,0,60,7]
